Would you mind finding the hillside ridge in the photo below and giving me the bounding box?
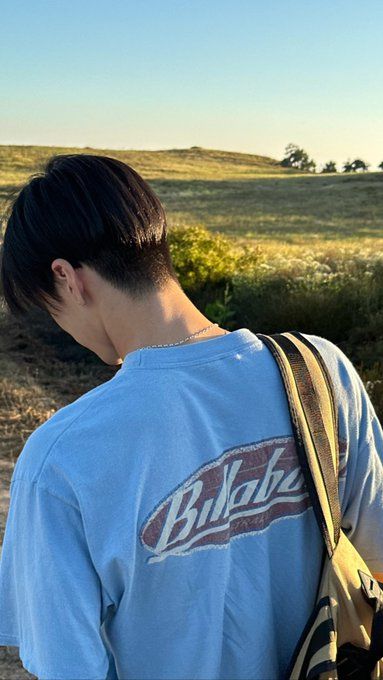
[0,143,280,165]
[0,144,291,183]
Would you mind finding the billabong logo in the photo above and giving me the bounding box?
[140,435,347,564]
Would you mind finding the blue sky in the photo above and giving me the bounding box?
[1,0,382,169]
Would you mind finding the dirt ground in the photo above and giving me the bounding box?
[0,645,34,680]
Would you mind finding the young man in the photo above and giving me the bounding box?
[0,154,382,679]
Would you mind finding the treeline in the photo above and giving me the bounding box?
[281,143,382,173]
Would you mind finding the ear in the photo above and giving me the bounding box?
[51,259,86,305]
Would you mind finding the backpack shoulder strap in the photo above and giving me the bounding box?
[256,331,341,558]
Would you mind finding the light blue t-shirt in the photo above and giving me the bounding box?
[1,327,383,680]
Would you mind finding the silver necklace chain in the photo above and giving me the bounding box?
[142,322,225,349]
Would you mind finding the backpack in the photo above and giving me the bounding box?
[256,331,383,680]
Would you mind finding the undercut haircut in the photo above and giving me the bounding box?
[0,153,179,316]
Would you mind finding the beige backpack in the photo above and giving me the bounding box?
[256,331,383,680]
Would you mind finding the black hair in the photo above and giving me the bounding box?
[0,153,179,316]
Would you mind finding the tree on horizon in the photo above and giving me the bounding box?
[321,161,337,173]
[280,143,316,172]
[343,158,369,172]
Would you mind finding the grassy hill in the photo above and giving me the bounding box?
[0,143,289,184]
[2,144,382,255]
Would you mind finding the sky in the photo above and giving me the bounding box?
[1,0,383,170]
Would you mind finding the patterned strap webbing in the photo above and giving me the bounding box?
[288,330,340,481]
[256,331,341,558]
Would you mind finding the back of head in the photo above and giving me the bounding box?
[0,153,179,316]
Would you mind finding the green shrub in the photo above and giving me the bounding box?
[168,224,263,325]
[168,224,263,293]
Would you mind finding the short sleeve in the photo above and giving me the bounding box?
[340,374,383,572]
[0,478,111,679]
[304,333,383,573]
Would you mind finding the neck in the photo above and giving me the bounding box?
[100,277,228,364]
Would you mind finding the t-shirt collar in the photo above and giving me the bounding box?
[116,327,259,371]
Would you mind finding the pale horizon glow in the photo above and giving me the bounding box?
[1,0,382,170]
